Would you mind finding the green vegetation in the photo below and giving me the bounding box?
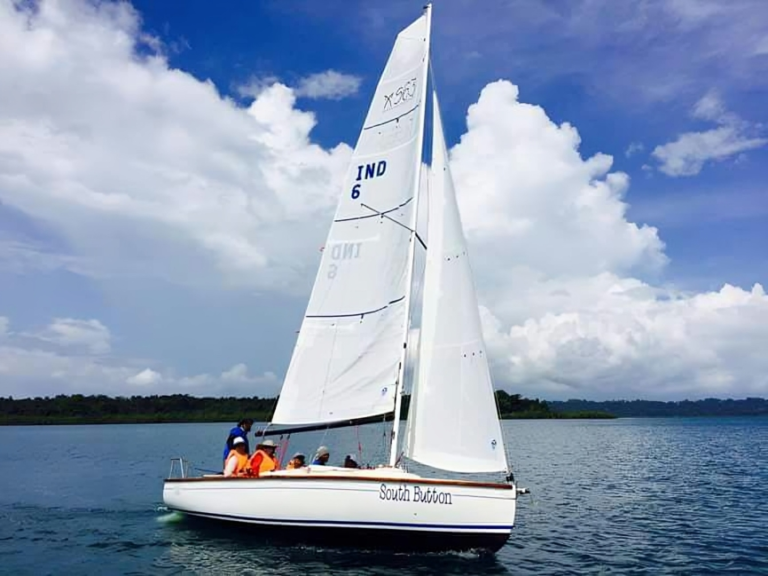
[1,393,764,425]
[0,391,609,425]
[0,394,277,425]
[493,391,614,419]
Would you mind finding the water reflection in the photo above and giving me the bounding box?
[157,515,510,575]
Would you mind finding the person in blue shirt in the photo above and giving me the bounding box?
[312,446,330,465]
[222,418,254,463]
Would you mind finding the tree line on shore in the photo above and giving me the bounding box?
[0,390,606,425]
[1,392,764,425]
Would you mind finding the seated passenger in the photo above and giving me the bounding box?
[312,446,330,465]
[343,454,359,469]
[223,437,249,477]
[248,439,278,477]
[286,452,306,470]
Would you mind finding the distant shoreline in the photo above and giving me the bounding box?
[2,394,765,426]
[0,412,617,426]
[9,413,768,426]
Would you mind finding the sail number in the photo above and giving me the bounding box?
[383,78,418,112]
[327,242,362,279]
[351,160,387,200]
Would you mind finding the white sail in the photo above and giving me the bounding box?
[272,13,430,425]
[404,92,508,473]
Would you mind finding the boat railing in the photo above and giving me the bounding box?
[168,457,192,479]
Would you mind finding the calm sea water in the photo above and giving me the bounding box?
[1,418,767,575]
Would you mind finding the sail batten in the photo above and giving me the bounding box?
[364,104,420,131]
[403,91,508,474]
[334,198,413,223]
[271,11,431,426]
[305,295,406,319]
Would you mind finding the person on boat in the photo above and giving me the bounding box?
[222,417,254,464]
[223,437,249,477]
[285,452,306,470]
[312,446,330,465]
[248,439,278,476]
[343,454,359,469]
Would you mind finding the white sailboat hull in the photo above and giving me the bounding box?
[163,467,516,552]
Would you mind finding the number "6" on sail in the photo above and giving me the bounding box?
[351,184,361,199]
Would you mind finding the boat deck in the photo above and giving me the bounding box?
[165,464,513,490]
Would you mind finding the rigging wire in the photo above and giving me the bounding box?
[318,425,330,459]
[277,434,291,468]
[355,424,363,465]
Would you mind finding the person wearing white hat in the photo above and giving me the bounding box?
[286,452,306,470]
[222,417,253,464]
[223,436,249,477]
[312,446,330,466]
[248,439,278,477]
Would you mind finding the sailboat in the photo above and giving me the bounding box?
[163,4,526,553]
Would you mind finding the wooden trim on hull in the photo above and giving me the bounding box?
[177,510,512,553]
[164,474,513,491]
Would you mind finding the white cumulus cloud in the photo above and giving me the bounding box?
[0,314,281,397]
[445,81,768,399]
[451,81,666,281]
[482,278,768,400]
[294,70,362,100]
[127,368,162,386]
[652,92,767,176]
[625,142,644,158]
[237,70,361,101]
[31,318,111,354]
[0,0,352,291]
[220,363,276,386]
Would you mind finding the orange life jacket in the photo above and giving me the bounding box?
[249,449,277,476]
[225,450,248,477]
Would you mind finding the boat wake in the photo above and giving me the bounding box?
[156,509,185,524]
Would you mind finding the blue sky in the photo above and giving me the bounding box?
[0,0,766,400]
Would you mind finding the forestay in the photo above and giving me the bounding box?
[404,93,508,473]
[272,14,430,425]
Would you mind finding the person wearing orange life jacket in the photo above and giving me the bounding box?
[223,437,249,477]
[285,452,306,470]
[248,439,278,476]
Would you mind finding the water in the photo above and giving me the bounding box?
[1,418,767,575]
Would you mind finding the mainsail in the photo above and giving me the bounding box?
[404,92,508,473]
[271,12,431,425]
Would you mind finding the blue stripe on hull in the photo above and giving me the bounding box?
[172,508,513,532]
[174,510,515,553]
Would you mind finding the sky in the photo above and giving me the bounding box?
[0,0,767,401]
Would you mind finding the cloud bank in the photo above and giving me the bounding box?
[0,316,279,397]
[0,0,351,290]
[446,81,768,399]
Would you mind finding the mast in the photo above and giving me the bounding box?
[388,3,432,467]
